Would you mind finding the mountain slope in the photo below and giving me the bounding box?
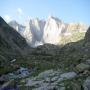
[0,16,30,66]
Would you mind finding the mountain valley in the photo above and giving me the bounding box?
[0,16,90,90]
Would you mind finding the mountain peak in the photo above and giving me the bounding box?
[48,16,61,22]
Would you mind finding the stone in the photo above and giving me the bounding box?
[37,70,53,79]
[83,77,90,90]
[10,59,16,63]
[86,59,90,65]
[45,77,51,82]
[56,77,64,83]
[16,67,29,77]
[76,63,90,72]
[26,78,44,87]
[60,72,77,80]
[51,76,59,82]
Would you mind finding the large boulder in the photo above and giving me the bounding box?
[75,63,90,72]
[83,77,90,90]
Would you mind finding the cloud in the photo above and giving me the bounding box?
[4,15,11,22]
[17,8,23,15]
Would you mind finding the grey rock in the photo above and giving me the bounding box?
[51,76,59,82]
[26,78,44,87]
[45,77,51,82]
[60,72,77,80]
[37,70,53,78]
[86,59,90,65]
[83,77,90,90]
[17,67,29,77]
[76,63,90,72]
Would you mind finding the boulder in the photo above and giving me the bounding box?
[86,59,90,65]
[83,77,90,90]
[37,70,53,79]
[60,72,77,80]
[75,63,90,72]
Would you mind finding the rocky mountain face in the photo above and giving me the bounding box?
[0,16,30,66]
[43,16,66,44]
[24,18,45,47]
[9,16,88,47]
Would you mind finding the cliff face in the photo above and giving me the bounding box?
[24,18,45,46]
[43,16,66,44]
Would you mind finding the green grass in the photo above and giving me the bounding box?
[0,66,17,74]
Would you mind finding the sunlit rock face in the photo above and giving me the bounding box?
[23,19,32,45]
[43,16,66,44]
[9,16,89,47]
[29,18,45,46]
[23,18,45,47]
[67,23,88,33]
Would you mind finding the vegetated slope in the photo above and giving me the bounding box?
[0,16,30,66]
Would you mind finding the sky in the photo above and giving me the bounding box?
[0,0,90,25]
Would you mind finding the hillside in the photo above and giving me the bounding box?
[0,16,30,67]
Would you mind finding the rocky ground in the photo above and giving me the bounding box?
[1,59,90,90]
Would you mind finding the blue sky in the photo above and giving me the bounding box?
[0,0,90,25]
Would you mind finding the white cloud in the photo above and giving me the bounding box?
[17,8,23,15]
[4,15,11,22]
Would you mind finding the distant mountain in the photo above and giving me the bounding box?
[9,20,25,35]
[24,18,45,47]
[1,15,90,89]
[9,16,88,47]
[67,22,88,32]
[0,16,30,65]
[43,16,66,44]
